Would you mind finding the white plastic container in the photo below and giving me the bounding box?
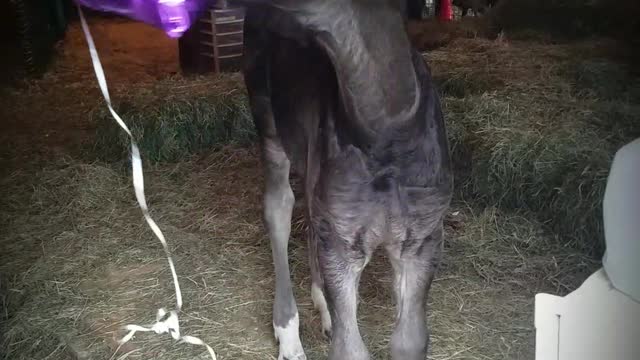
[535,138,640,360]
[535,269,640,360]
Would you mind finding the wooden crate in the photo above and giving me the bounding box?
[178,6,245,74]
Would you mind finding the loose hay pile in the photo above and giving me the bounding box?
[428,38,640,255]
[92,75,254,163]
[1,18,637,360]
[0,152,597,360]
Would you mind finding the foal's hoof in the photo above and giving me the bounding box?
[322,326,332,341]
[311,285,333,342]
[276,337,307,360]
[274,314,306,360]
[319,307,332,342]
[279,353,307,360]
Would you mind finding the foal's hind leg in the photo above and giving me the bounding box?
[261,139,305,360]
[244,21,306,360]
[386,224,444,360]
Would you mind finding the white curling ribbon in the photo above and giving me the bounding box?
[77,6,216,360]
[119,309,180,343]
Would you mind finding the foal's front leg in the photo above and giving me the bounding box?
[244,20,306,359]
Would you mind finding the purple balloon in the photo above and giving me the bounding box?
[75,0,211,38]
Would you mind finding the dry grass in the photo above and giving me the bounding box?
[1,16,633,360]
[91,75,253,163]
[423,37,640,254]
[0,148,597,360]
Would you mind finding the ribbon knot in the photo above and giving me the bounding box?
[119,308,217,359]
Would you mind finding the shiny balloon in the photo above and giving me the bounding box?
[74,0,211,38]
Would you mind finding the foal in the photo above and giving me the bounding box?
[241,1,453,359]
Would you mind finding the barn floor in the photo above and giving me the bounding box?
[0,17,614,360]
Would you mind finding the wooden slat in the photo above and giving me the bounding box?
[200,53,243,59]
[218,42,243,48]
[213,8,244,14]
[219,53,243,59]
[200,18,244,25]
[198,41,242,49]
[201,30,244,37]
[216,30,243,37]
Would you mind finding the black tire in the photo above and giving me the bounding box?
[2,0,68,82]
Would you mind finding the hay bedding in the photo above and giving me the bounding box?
[1,18,625,360]
[0,150,595,360]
